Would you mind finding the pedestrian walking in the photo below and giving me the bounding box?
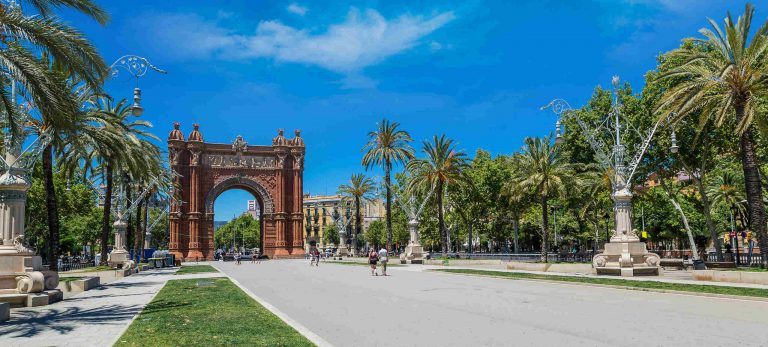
[378,246,389,276]
[309,246,317,266]
[251,252,256,264]
[313,247,321,266]
[235,252,241,265]
[368,248,379,276]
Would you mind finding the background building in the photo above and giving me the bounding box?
[246,199,260,220]
[302,194,385,252]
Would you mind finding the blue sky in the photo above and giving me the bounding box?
[64,0,756,220]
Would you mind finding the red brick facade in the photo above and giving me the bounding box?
[167,123,305,260]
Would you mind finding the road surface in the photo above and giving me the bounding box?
[213,260,768,346]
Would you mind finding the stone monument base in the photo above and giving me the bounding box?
[0,253,61,307]
[592,241,660,277]
[108,250,135,270]
[335,246,349,258]
[400,243,424,264]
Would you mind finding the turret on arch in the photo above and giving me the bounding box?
[168,123,306,260]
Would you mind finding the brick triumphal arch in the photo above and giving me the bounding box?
[167,123,305,260]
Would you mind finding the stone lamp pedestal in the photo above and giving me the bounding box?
[0,168,61,307]
[108,220,134,269]
[592,188,660,276]
[400,220,424,264]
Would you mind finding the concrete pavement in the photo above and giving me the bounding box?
[213,259,768,347]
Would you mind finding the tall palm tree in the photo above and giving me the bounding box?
[337,173,376,254]
[0,1,108,270]
[407,135,469,253]
[512,135,579,262]
[362,118,414,251]
[656,4,768,266]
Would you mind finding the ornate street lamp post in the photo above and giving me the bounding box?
[108,55,167,117]
[544,76,677,276]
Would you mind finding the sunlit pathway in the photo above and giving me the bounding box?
[214,260,768,347]
[0,269,224,347]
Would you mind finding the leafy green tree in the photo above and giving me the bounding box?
[365,220,386,249]
[362,118,414,251]
[656,4,768,266]
[408,135,469,253]
[214,214,261,250]
[323,224,340,246]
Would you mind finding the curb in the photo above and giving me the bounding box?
[221,272,332,347]
[431,270,768,303]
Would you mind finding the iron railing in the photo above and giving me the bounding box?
[427,252,594,263]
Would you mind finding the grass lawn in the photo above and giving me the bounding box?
[175,265,219,275]
[721,267,768,272]
[59,277,82,283]
[434,269,768,299]
[115,278,311,346]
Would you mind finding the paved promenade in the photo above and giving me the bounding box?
[214,259,768,347]
[0,268,223,347]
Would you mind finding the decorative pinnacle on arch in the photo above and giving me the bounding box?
[188,123,203,142]
[168,122,184,141]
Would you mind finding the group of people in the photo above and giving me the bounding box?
[368,247,389,276]
[232,251,260,265]
[309,246,322,266]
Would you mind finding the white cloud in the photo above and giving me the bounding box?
[143,8,454,74]
[233,9,454,72]
[287,3,308,16]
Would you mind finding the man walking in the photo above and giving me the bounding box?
[378,246,389,276]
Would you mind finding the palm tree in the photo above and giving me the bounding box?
[0,0,108,136]
[708,171,748,228]
[512,136,579,262]
[656,4,768,266]
[407,135,469,253]
[362,118,414,251]
[60,97,161,265]
[337,173,376,254]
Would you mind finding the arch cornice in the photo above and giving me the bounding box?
[203,176,275,215]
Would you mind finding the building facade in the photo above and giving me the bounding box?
[302,195,385,252]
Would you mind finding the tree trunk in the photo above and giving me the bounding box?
[696,178,723,261]
[661,176,700,260]
[133,196,144,262]
[512,215,520,253]
[735,104,768,268]
[125,179,133,254]
[100,161,113,265]
[142,197,149,252]
[42,144,60,271]
[540,196,549,263]
[467,221,473,254]
[355,196,361,254]
[385,160,392,251]
[437,181,447,253]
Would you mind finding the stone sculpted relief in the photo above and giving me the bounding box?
[203,154,275,168]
